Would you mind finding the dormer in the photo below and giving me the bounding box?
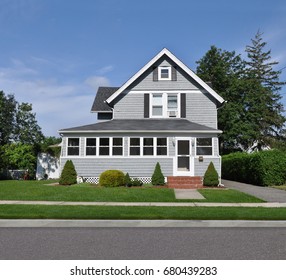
[91,87,118,121]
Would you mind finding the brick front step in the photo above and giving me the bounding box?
[167,176,203,189]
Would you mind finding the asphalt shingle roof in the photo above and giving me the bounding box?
[90,87,119,112]
[59,119,220,133]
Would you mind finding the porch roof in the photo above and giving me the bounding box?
[59,119,222,134]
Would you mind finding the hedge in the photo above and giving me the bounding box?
[222,150,286,186]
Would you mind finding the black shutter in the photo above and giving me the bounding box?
[144,93,150,118]
[153,67,158,81]
[171,66,177,81]
[180,93,186,118]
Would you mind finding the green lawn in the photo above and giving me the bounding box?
[0,180,263,203]
[0,205,285,220]
[271,185,286,191]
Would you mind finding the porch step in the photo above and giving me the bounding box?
[167,176,203,189]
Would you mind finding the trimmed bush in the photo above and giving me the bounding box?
[59,160,77,185]
[151,162,165,186]
[203,161,219,187]
[222,150,286,186]
[125,172,132,187]
[99,170,125,187]
[131,179,143,187]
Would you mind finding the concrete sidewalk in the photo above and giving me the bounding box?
[222,180,286,202]
[1,200,286,207]
[1,219,286,227]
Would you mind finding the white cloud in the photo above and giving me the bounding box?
[0,60,111,136]
[84,75,110,91]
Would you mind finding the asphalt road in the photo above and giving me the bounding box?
[0,227,285,259]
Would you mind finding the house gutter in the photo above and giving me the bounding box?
[58,129,223,134]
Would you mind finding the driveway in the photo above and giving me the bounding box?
[222,179,286,203]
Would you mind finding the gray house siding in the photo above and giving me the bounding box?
[186,91,217,129]
[60,157,173,178]
[112,57,218,128]
[113,93,144,119]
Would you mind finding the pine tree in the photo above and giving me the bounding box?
[151,162,165,186]
[196,46,247,152]
[244,30,286,149]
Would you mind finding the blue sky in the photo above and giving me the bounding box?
[0,0,286,136]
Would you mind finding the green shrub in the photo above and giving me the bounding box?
[203,162,219,187]
[131,179,143,187]
[125,172,132,187]
[151,162,165,186]
[59,160,77,185]
[99,170,125,187]
[222,150,286,186]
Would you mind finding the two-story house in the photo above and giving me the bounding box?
[58,48,225,188]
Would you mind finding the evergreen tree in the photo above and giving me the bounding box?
[203,162,219,187]
[196,46,247,152]
[59,160,77,185]
[151,162,165,186]
[244,30,286,149]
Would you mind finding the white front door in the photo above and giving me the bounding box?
[174,138,193,176]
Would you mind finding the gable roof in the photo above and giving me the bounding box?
[106,48,225,105]
[59,119,222,134]
[91,87,119,112]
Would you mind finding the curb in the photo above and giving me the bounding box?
[1,200,286,207]
[1,219,286,227]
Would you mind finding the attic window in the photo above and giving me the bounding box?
[158,66,171,80]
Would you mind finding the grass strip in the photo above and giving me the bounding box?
[0,205,285,220]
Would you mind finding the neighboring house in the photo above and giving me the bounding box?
[36,153,60,180]
[58,48,225,187]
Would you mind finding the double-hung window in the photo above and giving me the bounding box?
[67,138,79,156]
[167,94,178,117]
[152,94,163,117]
[143,138,154,155]
[196,138,213,156]
[158,66,171,80]
[112,138,123,156]
[86,138,96,156]
[130,138,140,156]
[157,138,167,155]
[99,138,109,156]
[151,93,179,118]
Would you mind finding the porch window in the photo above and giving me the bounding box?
[86,138,96,156]
[99,138,109,155]
[196,138,213,155]
[67,138,79,156]
[112,138,123,156]
[157,138,167,155]
[130,138,140,155]
[143,138,154,155]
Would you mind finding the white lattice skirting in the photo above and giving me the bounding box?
[83,177,167,184]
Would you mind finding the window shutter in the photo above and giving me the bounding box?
[171,66,177,81]
[153,67,158,81]
[144,93,150,118]
[180,93,186,118]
